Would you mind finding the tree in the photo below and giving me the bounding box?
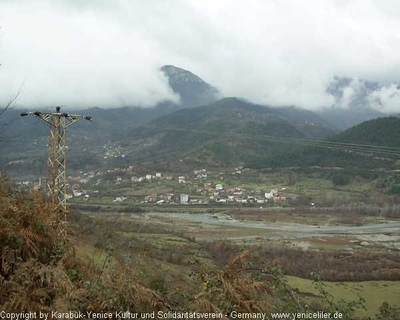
[0,90,21,117]
[332,173,350,186]
[0,83,24,136]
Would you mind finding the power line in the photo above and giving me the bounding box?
[127,122,400,158]
[5,118,400,163]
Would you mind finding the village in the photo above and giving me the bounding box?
[16,165,298,206]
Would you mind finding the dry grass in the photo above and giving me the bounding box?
[0,175,167,312]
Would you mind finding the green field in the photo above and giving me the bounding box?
[286,275,400,318]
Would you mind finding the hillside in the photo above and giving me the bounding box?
[318,106,384,132]
[331,117,400,147]
[276,106,337,137]
[0,176,165,312]
[0,65,221,176]
[0,97,336,175]
[250,117,400,171]
[119,97,335,169]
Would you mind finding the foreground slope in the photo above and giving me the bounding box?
[0,176,169,312]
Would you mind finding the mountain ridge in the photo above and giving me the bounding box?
[119,97,335,169]
[160,64,221,108]
[1,66,399,176]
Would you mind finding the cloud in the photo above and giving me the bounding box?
[335,78,367,109]
[0,0,400,110]
[0,0,180,108]
[368,85,400,113]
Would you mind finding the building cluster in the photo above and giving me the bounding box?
[102,143,126,159]
[18,166,297,205]
[141,183,296,205]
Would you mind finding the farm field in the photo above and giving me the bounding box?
[286,276,400,318]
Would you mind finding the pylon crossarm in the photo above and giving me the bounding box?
[64,116,86,128]
[21,112,56,127]
[21,111,92,128]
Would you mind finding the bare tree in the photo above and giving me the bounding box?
[0,88,21,117]
[0,81,25,136]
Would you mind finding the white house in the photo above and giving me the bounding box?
[114,196,127,203]
[265,192,273,199]
[178,176,186,184]
[180,194,189,204]
[265,188,278,199]
[73,190,82,197]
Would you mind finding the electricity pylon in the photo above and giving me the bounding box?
[21,106,92,238]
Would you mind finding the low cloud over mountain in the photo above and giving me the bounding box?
[0,0,400,112]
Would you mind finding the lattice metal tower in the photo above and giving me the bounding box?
[21,106,92,237]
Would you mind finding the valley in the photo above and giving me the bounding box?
[84,207,400,250]
[3,1,400,317]
[2,66,400,318]
[73,205,400,318]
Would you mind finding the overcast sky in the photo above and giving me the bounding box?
[1,0,400,112]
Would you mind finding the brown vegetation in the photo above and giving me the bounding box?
[202,240,400,282]
[0,175,167,312]
[190,250,275,315]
